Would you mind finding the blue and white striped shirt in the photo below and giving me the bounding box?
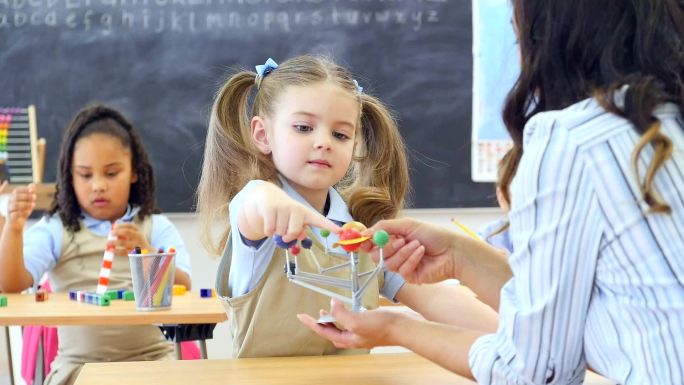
[469,95,684,384]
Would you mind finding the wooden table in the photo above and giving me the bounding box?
[73,352,615,385]
[0,292,227,361]
[0,292,226,326]
[75,353,470,385]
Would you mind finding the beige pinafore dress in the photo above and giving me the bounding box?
[44,217,173,385]
[215,230,381,358]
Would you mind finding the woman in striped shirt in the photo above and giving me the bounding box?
[300,0,684,383]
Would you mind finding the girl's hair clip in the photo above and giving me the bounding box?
[255,58,279,79]
[353,79,364,93]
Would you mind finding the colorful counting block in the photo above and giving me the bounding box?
[84,293,110,306]
[117,289,126,299]
[199,288,214,298]
[104,291,120,301]
[123,291,135,301]
[173,284,187,296]
[35,291,48,302]
[97,296,111,306]
[69,290,77,301]
[0,296,7,307]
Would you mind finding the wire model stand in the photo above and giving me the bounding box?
[274,222,390,323]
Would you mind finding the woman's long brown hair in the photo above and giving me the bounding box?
[502,0,684,213]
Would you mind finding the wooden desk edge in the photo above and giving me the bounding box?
[0,293,227,326]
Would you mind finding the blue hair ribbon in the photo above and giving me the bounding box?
[255,58,279,78]
[353,79,363,93]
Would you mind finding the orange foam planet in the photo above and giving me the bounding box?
[332,221,369,251]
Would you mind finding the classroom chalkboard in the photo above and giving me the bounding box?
[0,0,497,212]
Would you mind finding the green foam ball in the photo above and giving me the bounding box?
[373,230,390,247]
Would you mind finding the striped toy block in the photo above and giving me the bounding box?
[84,293,111,306]
[69,291,111,306]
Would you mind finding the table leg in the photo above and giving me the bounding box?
[33,337,44,385]
[159,324,215,360]
[198,340,208,359]
[174,342,182,360]
[3,327,14,385]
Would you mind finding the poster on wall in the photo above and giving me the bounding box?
[471,0,518,182]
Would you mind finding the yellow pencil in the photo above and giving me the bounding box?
[451,219,482,241]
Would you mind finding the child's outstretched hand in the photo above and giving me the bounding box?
[108,222,151,257]
[6,183,36,231]
[238,182,341,243]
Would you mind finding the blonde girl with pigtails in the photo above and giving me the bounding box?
[197,55,498,358]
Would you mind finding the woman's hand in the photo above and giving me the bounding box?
[238,182,341,243]
[300,299,483,379]
[364,218,461,284]
[297,299,408,349]
[6,183,36,231]
[109,222,151,256]
[368,218,511,310]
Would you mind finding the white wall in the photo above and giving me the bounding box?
[3,208,504,384]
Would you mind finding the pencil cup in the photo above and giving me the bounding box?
[128,252,176,311]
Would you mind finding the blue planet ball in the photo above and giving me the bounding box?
[274,235,297,249]
[301,238,313,249]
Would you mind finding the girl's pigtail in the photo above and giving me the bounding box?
[497,146,521,210]
[197,71,259,255]
[345,94,409,226]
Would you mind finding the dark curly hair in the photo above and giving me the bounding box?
[48,105,158,232]
[502,0,684,213]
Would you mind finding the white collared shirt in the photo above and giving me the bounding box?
[228,178,405,299]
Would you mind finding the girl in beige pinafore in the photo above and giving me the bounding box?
[0,105,193,385]
[197,56,492,358]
